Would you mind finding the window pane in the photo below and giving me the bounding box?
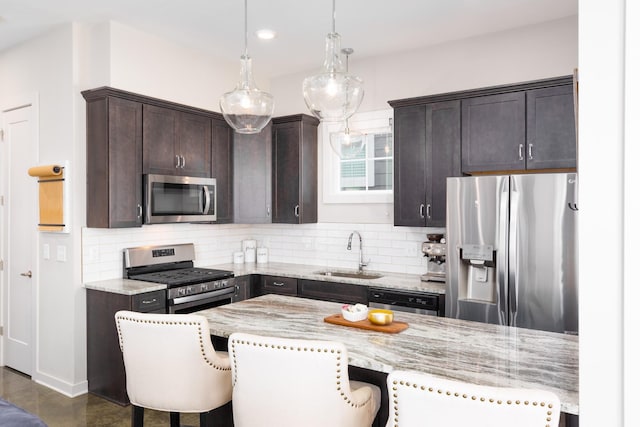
[374,133,393,157]
[371,159,392,190]
[340,160,366,191]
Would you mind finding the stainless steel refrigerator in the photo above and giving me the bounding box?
[445,173,578,334]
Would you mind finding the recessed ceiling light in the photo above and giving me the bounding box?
[255,29,277,40]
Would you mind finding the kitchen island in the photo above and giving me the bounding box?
[195,294,578,419]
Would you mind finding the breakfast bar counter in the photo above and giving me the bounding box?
[195,294,578,416]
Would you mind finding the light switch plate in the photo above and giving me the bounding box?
[43,244,50,260]
[56,245,66,262]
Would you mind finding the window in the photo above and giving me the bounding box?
[323,109,393,204]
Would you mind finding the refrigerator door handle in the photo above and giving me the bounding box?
[507,180,520,325]
[497,178,510,325]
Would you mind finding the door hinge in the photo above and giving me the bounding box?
[0,128,4,141]
[0,326,3,336]
[0,195,4,206]
[0,259,3,271]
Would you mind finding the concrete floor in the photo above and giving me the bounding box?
[0,367,201,426]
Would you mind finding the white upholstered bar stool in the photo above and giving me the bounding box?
[115,311,232,427]
[228,332,381,427]
[386,370,561,427]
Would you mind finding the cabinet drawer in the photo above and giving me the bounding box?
[261,276,298,296]
[132,290,166,312]
[298,279,368,304]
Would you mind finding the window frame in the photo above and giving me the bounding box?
[322,109,394,204]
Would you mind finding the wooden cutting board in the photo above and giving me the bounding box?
[324,314,409,334]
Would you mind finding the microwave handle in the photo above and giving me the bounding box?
[202,186,211,214]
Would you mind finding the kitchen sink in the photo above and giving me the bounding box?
[314,270,383,280]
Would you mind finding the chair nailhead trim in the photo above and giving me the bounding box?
[389,379,556,427]
[229,337,372,409]
[115,315,231,372]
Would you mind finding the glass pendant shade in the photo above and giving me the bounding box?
[330,121,364,159]
[220,56,274,134]
[303,32,364,122]
[219,0,274,134]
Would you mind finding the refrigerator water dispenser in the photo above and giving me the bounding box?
[458,244,497,303]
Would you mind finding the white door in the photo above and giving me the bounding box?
[1,104,37,375]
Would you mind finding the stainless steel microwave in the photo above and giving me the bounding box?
[144,174,216,224]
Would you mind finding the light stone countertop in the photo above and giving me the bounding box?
[84,261,446,295]
[195,294,579,416]
[83,278,166,295]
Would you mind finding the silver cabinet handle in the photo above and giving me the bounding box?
[419,204,425,219]
[137,204,142,219]
[528,144,533,160]
[272,282,285,287]
[175,154,180,168]
[518,144,524,161]
[426,204,432,219]
[267,206,271,217]
[180,155,186,168]
[20,271,32,278]
[294,205,300,217]
[141,298,157,305]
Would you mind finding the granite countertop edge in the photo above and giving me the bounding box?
[83,262,446,295]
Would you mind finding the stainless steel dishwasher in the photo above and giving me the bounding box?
[368,287,445,316]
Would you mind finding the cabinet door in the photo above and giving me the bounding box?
[394,105,427,226]
[461,92,526,173]
[212,119,234,223]
[425,100,461,227]
[272,122,301,223]
[526,85,577,169]
[298,279,368,304]
[178,111,212,177]
[233,123,272,223]
[142,104,178,175]
[86,96,143,228]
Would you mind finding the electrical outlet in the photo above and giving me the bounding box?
[43,244,50,260]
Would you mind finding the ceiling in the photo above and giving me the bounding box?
[0,0,578,79]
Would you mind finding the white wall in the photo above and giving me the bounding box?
[270,16,578,224]
[0,24,86,395]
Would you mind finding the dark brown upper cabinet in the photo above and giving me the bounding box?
[211,117,234,223]
[82,89,143,228]
[142,104,212,177]
[391,101,461,227]
[271,114,319,224]
[461,78,576,173]
[233,123,273,224]
[83,87,229,228]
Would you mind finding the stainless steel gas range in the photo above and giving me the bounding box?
[123,243,239,313]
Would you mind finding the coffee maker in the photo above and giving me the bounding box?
[421,233,446,282]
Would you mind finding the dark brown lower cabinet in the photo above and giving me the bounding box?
[254,275,298,296]
[297,279,368,304]
[86,289,165,405]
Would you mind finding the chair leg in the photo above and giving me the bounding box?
[169,412,180,427]
[131,405,144,427]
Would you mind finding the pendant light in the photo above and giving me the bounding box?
[329,48,364,159]
[220,0,274,134]
[302,0,364,122]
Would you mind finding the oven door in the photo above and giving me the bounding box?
[144,174,216,224]
[168,286,235,314]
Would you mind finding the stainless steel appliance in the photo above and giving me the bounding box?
[123,243,239,313]
[446,173,578,334]
[421,233,446,282]
[144,174,216,224]
[368,288,444,316]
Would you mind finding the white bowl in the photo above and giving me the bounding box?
[342,307,369,322]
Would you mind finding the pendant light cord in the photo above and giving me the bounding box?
[332,0,336,33]
[244,0,249,58]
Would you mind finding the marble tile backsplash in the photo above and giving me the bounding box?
[81,222,444,283]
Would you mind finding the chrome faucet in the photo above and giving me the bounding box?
[347,231,369,272]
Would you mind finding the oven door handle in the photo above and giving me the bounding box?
[170,286,235,306]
